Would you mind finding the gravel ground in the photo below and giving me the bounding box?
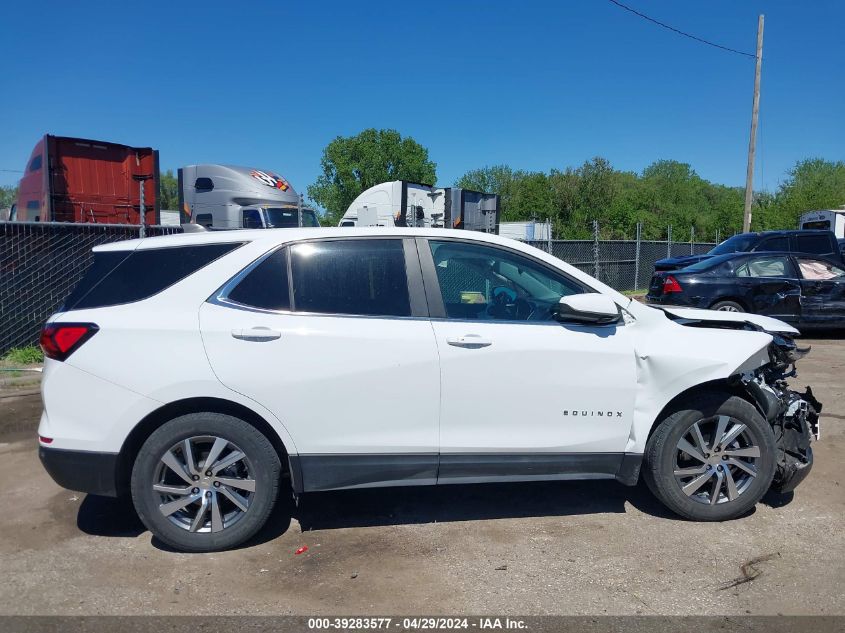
[0,336,842,616]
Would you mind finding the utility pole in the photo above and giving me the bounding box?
[742,14,764,233]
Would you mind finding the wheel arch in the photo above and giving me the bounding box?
[709,297,749,311]
[115,397,296,496]
[645,378,756,444]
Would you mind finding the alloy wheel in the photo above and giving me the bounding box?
[673,415,760,505]
[152,435,256,533]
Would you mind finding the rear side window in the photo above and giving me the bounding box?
[225,249,290,310]
[734,256,794,278]
[63,243,243,310]
[757,236,789,251]
[290,239,410,316]
[795,234,833,255]
[796,258,845,280]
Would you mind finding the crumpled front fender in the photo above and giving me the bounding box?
[626,320,772,454]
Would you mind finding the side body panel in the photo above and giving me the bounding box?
[799,277,845,326]
[431,319,638,483]
[199,304,442,488]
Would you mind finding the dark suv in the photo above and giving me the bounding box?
[654,230,842,272]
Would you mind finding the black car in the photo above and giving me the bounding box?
[646,251,845,329]
[654,230,842,272]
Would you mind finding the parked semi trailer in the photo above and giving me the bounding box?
[10,135,319,229]
[338,181,499,233]
[179,164,319,229]
[14,135,159,224]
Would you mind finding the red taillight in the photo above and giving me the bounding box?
[39,436,53,444]
[40,323,98,361]
[662,275,683,294]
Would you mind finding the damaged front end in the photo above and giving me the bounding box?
[734,332,822,493]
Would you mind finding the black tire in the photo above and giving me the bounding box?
[131,412,281,552]
[710,300,745,313]
[643,393,776,521]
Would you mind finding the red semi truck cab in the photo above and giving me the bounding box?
[15,135,159,224]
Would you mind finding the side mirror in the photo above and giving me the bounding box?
[552,294,622,325]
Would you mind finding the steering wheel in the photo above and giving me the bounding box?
[489,286,536,320]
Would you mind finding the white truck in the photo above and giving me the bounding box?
[179,164,319,229]
[799,208,845,238]
[338,180,499,233]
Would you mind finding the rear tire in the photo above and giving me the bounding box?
[711,300,745,312]
[131,412,281,552]
[643,394,776,521]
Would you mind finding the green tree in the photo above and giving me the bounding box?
[0,185,18,209]
[454,155,843,243]
[772,158,845,227]
[455,165,518,205]
[308,129,436,224]
[159,169,179,212]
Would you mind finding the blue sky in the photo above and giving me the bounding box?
[1,1,843,203]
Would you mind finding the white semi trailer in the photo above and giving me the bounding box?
[338,181,499,233]
[179,164,319,229]
[799,208,845,238]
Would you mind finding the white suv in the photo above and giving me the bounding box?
[38,228,820,552]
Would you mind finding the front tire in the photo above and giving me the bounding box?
[643,394,776,521]
[131,413,281,552]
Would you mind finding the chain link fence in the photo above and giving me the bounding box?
[1,222,181,354]
[525,239,715,292]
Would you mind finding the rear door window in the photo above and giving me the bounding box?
[290,239,411,317]
[63,243,242,310]
[795,234,833,255]
[796,258,845,281]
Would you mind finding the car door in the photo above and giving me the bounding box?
[418,237,637,484]
[795,256,845,326]
[732,254,801,323]
[199,237,441,491]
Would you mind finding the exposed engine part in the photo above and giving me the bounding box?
[734,333,822,494]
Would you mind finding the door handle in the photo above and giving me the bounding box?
[231,327,282,341]
[446,334,492,348]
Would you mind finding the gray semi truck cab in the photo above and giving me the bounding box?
[179,164,319,229]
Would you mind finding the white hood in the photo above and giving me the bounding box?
[660,306,799,335]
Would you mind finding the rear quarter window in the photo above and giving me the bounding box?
[63,242,243,310]
[795,234,833,255]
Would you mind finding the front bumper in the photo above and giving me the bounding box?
[39,446,122,497]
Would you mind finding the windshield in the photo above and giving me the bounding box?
[263,207,303,228]
[709,234,757,256]
[263,207,321,228]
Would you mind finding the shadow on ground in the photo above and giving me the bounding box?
[77,475,793,548]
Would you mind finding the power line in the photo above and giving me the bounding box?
[607,0,756,59]
[0,169,23,173]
